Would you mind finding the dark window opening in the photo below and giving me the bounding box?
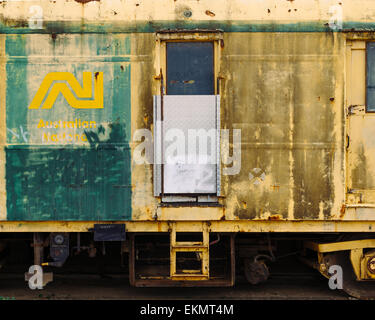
[366,42,375,112]
[166,42,214,95]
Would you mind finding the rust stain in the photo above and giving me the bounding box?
[340,204,346,218]
[268,214,282,221]
[74,0,100,4]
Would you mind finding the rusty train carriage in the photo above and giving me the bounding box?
[1,0,375,297]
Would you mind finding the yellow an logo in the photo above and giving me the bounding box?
[28,72,103,109]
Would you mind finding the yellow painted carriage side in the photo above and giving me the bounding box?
[0,1,375,230]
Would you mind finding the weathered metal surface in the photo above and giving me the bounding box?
[0,34,6,221]
[1,220,375,233]
[135,30,346,222]
[2,0,375,33]
[219,32,344,221]
[0,0,374,230]
[155,206,224,221]
[304,239,375,253]
[347,114,375,203]
[3,33,132,220]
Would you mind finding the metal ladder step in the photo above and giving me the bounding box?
[170,222,210,280]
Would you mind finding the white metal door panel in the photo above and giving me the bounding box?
[154,95,220,195]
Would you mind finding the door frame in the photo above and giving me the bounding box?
[153,30,224,201]
[345,37,375,205]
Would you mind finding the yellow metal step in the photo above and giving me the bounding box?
[170,222,210,280]
[172,241,204,247]
[170,274,209,280]
[171,245,208,251]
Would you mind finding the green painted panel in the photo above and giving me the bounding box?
[1,20,375,33]
[5,34,132,221]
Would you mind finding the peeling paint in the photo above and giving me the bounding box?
[0,0,373,226]
[4,33,132,221]
[205,10,215,17]
[74,0,100,4]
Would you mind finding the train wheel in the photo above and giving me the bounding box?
[243,257,270,285]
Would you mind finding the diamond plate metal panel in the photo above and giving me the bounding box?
[162,95,218,194]
[154,95,220,195]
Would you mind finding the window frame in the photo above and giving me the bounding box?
[155,31,223,96]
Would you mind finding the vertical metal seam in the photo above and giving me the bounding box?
[216,95,221,197]
[0,34,6,221]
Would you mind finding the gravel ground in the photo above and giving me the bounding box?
[0,272,350,300]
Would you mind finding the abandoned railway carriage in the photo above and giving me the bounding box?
[1,0,375,298]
